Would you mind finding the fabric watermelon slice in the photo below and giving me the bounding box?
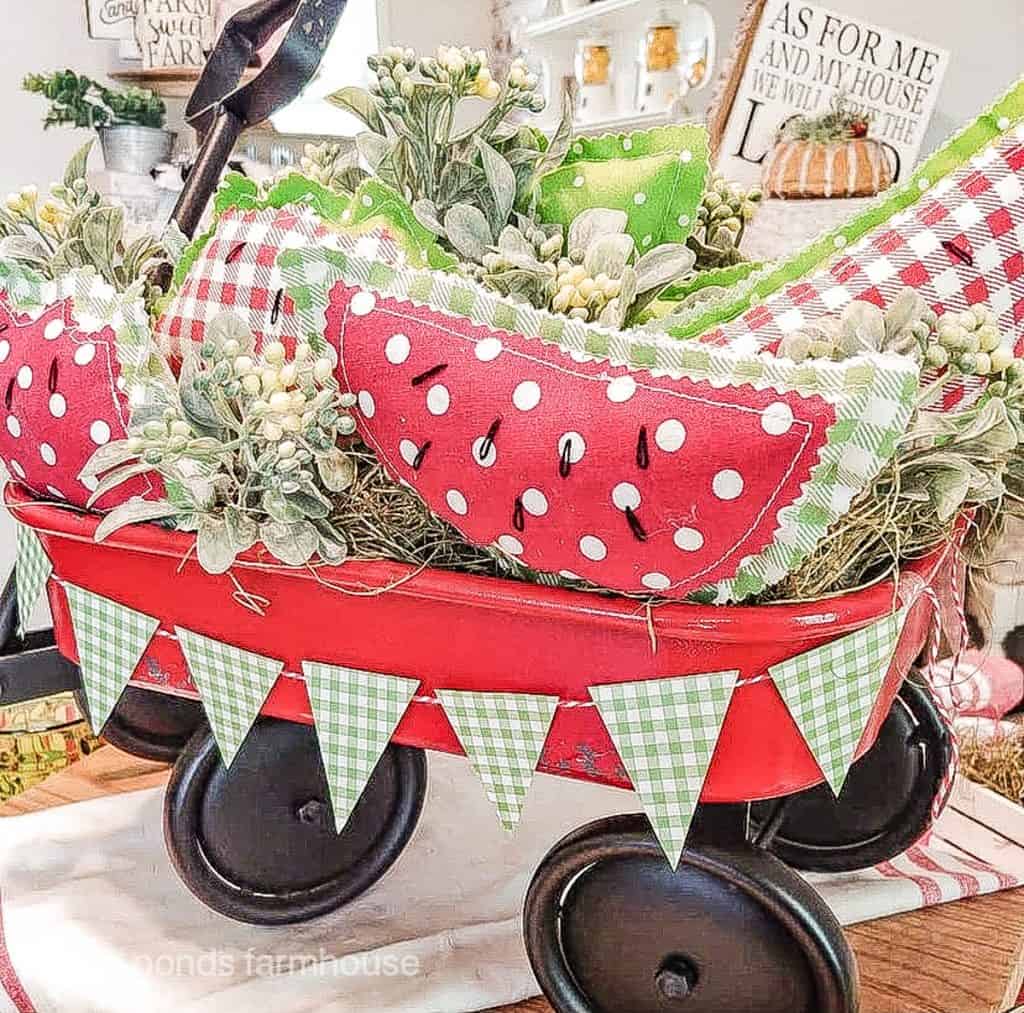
[0,294,159,510]
[326,283,841,598]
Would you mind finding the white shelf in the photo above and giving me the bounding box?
[523,0,648,41]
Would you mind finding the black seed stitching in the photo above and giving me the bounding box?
[512,497,525,532]
[636,425,649,469]
[4,378,13,411]
[478,417,501,462]
[47,358,58,394]
[625,506,647,542]
[942,239,974,267]
[0,323,8,333]
[559,439,573,478]
[225,242,246,264]
[270,288,284,324]
[412,440,431,471]
[411,363,448,386]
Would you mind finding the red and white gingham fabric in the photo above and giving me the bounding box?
[156,205,406,356]
[707,128,1024,412]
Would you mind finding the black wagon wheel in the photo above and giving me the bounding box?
[98,686,206,764]
[164,717,426,925]
[750,678,952,873]
[524,814,857,1013]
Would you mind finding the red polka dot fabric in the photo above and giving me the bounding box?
[0,294,160,510]
[327,284,838,599]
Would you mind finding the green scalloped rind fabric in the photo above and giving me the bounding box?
[278,240,918,604]
[538,124,710,252]
[0,261,176,426]
[664,76,1024,340]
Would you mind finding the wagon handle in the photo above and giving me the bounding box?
[172,0,349,238]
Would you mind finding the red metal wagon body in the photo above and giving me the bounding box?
[8,482,957,804]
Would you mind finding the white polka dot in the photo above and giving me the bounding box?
[833,234,847,249]
[633,192,647,205]
[674,527,704,552]
[679,149,693,163]
[559,569,581,580]
[44,319,64,340]
[9,459,24,479]
[472,436,497,468]
[426,384,450,416]
[917,177,930,191]
[677,214,690,228]
[16,366,32,390]
[351,291,376,315]
[655,419,686,452]
[612,482,641,511]
[5,416,20,438]
[641,572,671,591]
[497,534,524,555]
[572,142,583,154]
[0,341,9,363]
[475,337,502,362]
[521,488,548,516]
[573,175,585,188]
[606,375,637,403]
[89,420,111,446]
[558,431,586,464]
[385,333,411,364]
[45,485,65,499]
[80,474,98,492]
[446,489,468,515]
[713,469,744,500]
[361,194,373,207]
[642,235,653,247]
[579,535,607,561]
[358,390,375,418]
[48,393,67,418]
[622,137,633,151]
[39,442,57,465]
[73,343,96,366]
[399,439,419,466]
[998,116,1011,130]
[512,380,541,411]
[761,402,794,436]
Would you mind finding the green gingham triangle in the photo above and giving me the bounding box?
[65,583,160,733]
[15,525,51,636]
[302,662,420,833]
[437,690,559,832]
[177,627,283,768]
[591,671,740,868]
[769,610,905,797]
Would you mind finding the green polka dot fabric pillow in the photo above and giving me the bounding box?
[538,125,710,252]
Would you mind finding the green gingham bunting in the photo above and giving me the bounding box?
[15,525,52,635]
[769,610,905,796]
[591,671,740,868]
[303,662,420,833]
[177,628,283,768]
[65,583,160,733]
[437,690,559,831]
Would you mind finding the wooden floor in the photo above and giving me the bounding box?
[2,746,1023,1013]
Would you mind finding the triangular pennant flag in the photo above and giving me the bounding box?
[302,662,420,833]
[15,525,51,636]
[177,627,283,768]
[437,689,559,832]
[591,671,739,868]
[770,609,904,797]
[65,583,159,733]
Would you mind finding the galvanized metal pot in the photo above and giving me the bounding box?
[98,125,176,175]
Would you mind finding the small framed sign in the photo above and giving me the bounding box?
[86,0,139,41]
[707,0,950,186]
[134,0,216,71]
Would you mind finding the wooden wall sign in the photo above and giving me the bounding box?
[706,0,950,186]
[134,0,216,71]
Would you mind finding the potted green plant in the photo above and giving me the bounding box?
[23,70,175,175]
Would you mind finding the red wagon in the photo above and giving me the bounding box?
[6,482,958,1013]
